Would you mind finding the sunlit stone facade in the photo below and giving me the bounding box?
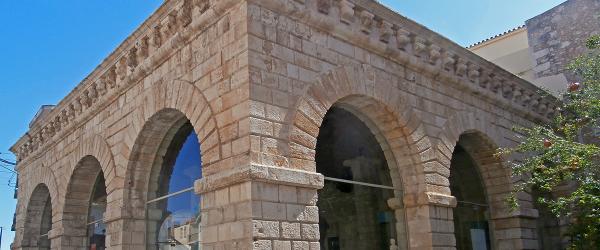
[11,0,558,249]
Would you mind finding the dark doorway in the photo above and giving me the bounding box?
[450,144,491,250]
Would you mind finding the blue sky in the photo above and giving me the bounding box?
[0,0,565,249]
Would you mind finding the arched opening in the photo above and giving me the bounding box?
[315,105,400,250]
[88,173,107,250]
[450,135,493,250]
[63,156,107,249]
[23,184,52,249]
[140,110,202,250]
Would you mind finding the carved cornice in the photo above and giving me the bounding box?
[12,0,558,164]
[11,0,240,164]
[251,0,558,120]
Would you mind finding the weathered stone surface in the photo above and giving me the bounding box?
[10,0,553,249]
[526,0,600,83]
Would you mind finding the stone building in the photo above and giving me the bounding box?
[10,0,559,249]
[470,0,600,97]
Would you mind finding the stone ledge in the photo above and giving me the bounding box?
[404,192,457,208]
[493,207,539,219]
[194,164,325,194]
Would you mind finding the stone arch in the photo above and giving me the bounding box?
[114,79,216,249]
[15,166,59,249]
[20,167,59,219]
[288,64,434,202]
[20,183,53,249]
[435,111,512,218]
[287,64,436,248]
[63,135,118,216]
[39,135,117,249]
[434,111,503,161]
[59,155,106,249]
[436,111,524,248]
[121,79,217,215]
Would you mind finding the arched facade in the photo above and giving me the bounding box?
[10,0,555,249]
[285,65,442,249]
[439,112,539,248]
[287,65,431,197]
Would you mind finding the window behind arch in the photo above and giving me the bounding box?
[39,196,51,249]
[146,123,202,250]
[88,174,107,250]
[316,106,398,250]
[450,145,491,250]
[24,184,52,249]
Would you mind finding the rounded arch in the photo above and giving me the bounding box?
[287,64,433,200]
[435,111,513,218]
[20,183,53,249]
[436,111,519,249]
[128,109,203,203]
[64,135,118,200]
[287,64,436,249]
[60,155,106,248]
[20,166,59,218]
[121,79,217,215]
[44,134,120,232]
[122,79,218,165]
[434,111,504,163]
[15,165,59,248]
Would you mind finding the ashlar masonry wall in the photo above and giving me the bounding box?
[12,0,251,249]
[11,0,558,249]
[241,1,552,248]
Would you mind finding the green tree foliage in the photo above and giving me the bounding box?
[499,35,600,249]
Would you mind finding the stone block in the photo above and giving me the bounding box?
[253,240,272,250]
[300,224,319,241]
[279,185,298,203]
[292,241,310,250]
[253,220,280,238]
[252,182,279,202]
[262,202,286,220]
[273,240,292,250]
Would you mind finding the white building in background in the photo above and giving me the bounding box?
[469,26,567,97]
[469,26,535,83]
[470,0,600,98]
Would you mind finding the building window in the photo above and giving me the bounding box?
[146,124,201,250]
[316,107,398,250]
[88,174,107,250]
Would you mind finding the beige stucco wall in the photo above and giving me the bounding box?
[470,27,566,97]
[470,28,535,82]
